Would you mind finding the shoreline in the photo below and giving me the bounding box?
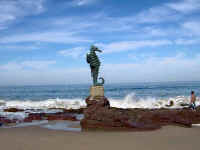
[0,125,200,150]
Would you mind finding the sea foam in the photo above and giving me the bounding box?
[0,93,198,111]
[109,93,196,109]
[0,93,199,128]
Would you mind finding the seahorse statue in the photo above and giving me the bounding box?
[86,45,105,86]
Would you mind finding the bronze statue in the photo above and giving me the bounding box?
[87,45,105,86]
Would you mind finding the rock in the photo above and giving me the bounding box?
[0,117,18,124]
[45,113,77,121]
[23,112,78,122]
[63,108,85,114]
[4,108,24,112]
[85,96,110,107]
[81,97,200,131]
[23,113,44,122]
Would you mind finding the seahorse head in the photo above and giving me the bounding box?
[90,45,102,53]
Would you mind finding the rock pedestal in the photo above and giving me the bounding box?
[89,86,104,100]
[85,86,109,107]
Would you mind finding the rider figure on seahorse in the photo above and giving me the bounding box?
[86,45,105,86]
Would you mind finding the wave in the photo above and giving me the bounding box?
[0,98,86,110]
[0,93,199,121]
[0,98,86,120]
[109,93,197,109]
[0,93,199,111]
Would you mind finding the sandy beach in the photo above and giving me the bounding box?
[0,125,200,150]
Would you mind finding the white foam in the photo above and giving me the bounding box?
[0,98,86,110]
[0,98,86,123]
[0,111,28,120]
[109,93,196,109]
[0,93,199,113]
[0,93,199,128]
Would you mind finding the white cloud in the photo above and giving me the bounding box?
[58,47,86,59]
[2,45,40,50]
[102,54,200,83]
[167,0,200,13]
[127,0,200,25]
[96,40,172,53]
[1,60,56,71]
[1,54,200,85]
[0,63,23,71]
[0,25,7,30]
[182,21,200,35]
[21,61,56,70]
[142,27,169,37]
[0,62,89,85]
[0,0,45,29]
[175,38,200,45]
[0,31,92,44]
[50,16,97,33]
[70,0,98,6]
[134,6,181,24]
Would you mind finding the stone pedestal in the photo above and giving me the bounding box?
[89,86,104,100]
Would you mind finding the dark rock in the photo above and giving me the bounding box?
[0,117,18,124]
[4,108,24,112]
[63,108,85,114]
[85,96,110,108]
[23,113,44,122]
[45,113,77,121]
[81,97,200,131]
[48,108,84,114]
[24,112,78,122]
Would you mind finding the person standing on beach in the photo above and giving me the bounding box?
[189,91,196,110]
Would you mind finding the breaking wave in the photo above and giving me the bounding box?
[0,92,199,121]
[0,92,199,111]
[109,93,199,109]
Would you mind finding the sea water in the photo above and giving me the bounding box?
[0,81,200,121]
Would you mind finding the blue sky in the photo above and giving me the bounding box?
[0,0,200,85]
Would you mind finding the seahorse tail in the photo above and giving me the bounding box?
[97,77,105,86]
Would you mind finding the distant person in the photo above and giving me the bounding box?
[189,91,196,110]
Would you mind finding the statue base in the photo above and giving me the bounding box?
[89,86,104,100]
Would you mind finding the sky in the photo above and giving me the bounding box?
[0,0,200,85]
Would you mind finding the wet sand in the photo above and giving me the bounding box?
[0,125,200,150]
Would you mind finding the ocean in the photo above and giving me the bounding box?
[0,82,200,117]
[0,81,200,129]
[0,81,200,109]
